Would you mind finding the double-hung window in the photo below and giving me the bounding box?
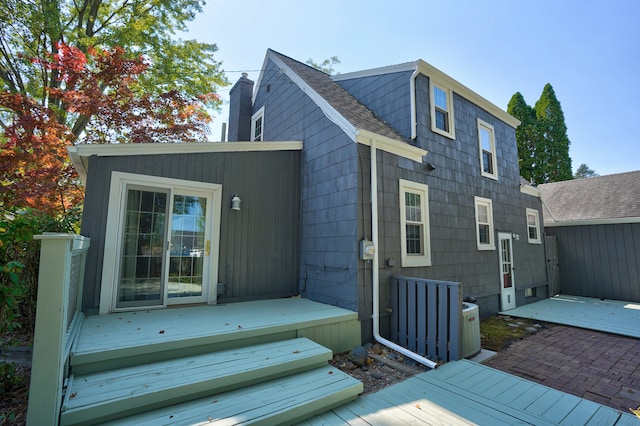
[526,208,541,244]
[399,179,431,267]
[251,106,265,141]
[430,81,455,139]
[478,119,498,179]
[474,196,495,250]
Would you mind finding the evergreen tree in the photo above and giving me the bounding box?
[534,84,573,183]
[507,92,537,183]
[508,84,573,184]
[574,164,598,179]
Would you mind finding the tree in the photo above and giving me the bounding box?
[0,43,216,215]
[508,84,572,185]
[507,92,537,183]
[306,56,341,75]
[534,84,572,183]
[0,0,227,141]
[574,163,598,179]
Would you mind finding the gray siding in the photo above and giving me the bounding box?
[253,59,360,311]
[80,150,300,312]
[546,223,640,302]
[337,71,414,139]
[355,74,547,319]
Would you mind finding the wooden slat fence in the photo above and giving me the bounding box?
[27,233,90,426]
[390,276,462,363]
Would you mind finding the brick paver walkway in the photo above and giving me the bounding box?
[483,323,640,414]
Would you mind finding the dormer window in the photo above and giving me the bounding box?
[430,81,455,139]
[251,106,264,141]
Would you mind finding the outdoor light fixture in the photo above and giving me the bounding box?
[231,193,241,211]
[425,162,436,171]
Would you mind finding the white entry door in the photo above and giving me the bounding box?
[499,232,516,311]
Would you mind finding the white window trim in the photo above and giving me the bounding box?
[474,196,495,250]
[526,208,542,244]
[429,80,455,140]
[99,172,222,314]
[477,118,498,180]
[250,106,265,141]
[399,179,431,267]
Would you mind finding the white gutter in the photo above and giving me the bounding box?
[369,141,438,369]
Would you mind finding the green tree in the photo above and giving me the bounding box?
[508,84,572,184]
[574,163,598,179]
[0,0,228,141]
[306,56,341,75]
[507,92,537,183]
[534,84,572,183]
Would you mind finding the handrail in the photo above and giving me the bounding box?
[26,233,90,426]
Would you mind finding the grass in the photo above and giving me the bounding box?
[480,315,542,351]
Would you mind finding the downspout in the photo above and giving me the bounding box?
[369,141,438,369]
[410,64,419,140]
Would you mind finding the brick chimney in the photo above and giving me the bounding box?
[227,73,254,141]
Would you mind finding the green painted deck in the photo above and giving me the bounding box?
[71,298,361,374]
[502,295,640,338]
[301,360,637,425]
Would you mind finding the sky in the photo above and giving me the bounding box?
[181,0,639,176]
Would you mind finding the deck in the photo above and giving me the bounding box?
[302,360,637,425]
[502,295,640,338]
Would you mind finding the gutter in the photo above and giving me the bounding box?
[369,141,438,369]
[410,65,420,140]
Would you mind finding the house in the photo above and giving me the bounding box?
[539,171,640,302]
[73,49,548,337]
[29,49,551,424]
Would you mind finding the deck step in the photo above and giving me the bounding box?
[103,365,363,426]
[60,338,333,426]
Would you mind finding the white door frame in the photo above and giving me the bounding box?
[498,232,516,311]
[99,172,222,314]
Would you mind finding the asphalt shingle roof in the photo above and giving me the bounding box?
[538,170,640,224]
[269,50,406,142]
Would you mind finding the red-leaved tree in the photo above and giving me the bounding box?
[0,43,218,215]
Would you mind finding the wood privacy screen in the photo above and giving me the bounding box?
[390,276,462,363]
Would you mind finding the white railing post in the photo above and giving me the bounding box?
[27,233,90,426]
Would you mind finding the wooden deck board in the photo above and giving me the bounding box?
[304,360,636,425]
[61,338,331,425]
[105,365,362,426]
[502,295,640,338]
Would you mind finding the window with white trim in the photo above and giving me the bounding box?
[250,106,264,141]
[478,119,498,179]
[430,81,455,139]
[526,208,541,244]
[399,179,431,267]
[474,196,495,250]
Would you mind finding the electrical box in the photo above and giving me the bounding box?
[359,239,375,260]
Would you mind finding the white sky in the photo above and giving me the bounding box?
[182,0,640,176]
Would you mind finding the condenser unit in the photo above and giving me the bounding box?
[461,302,481,358]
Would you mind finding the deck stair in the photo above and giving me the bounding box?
[60,337,362,425]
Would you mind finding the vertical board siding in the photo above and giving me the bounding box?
[81,150,300,311]
[547,223,640,302]
[390,276,462,362]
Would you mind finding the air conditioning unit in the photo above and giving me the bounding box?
[462,303,481,358]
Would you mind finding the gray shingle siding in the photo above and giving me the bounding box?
[253,58,360,311]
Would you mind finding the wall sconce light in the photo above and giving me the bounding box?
[425,162,436,171]
[231,193,241,211]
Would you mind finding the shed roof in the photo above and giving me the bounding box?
[538,170,640,226]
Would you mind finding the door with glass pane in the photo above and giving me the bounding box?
[115,186,211,309]
[499,232,516,311]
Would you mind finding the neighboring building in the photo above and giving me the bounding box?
[74,49,548,342]
[539,171,640,302]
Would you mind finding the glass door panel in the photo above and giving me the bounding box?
[116,188,169,309]
[168,195,207,301]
